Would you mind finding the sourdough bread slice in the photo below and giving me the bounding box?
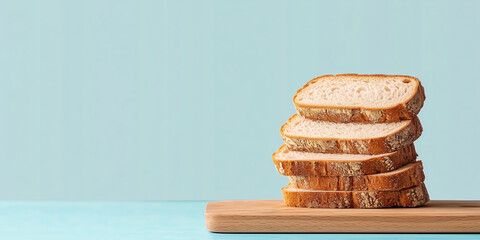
[273,144,417,176]
[288,161,424,191]
[282,183,429,208]
[294,74,426,123]
[280,114,422,154]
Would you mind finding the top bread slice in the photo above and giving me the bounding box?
[281,114,422,154]
[294,74,426,123]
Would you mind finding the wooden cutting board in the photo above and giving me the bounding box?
[205,200,480,233]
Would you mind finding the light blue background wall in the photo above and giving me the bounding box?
[0,0,478,200]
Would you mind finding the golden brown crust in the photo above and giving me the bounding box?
[293,74,426,123]
[282,183,429,208]
[273,144,417,176]
[280,115,423,154]
[288,161,424,191]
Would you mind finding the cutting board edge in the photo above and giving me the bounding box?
[205,200,480,233]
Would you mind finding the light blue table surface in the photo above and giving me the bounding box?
[0,201,478,240]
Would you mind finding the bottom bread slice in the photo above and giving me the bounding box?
[282,183,429,208]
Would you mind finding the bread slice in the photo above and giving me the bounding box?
[288,161,424,191]
[282,183,429,208]
[273,144,417,176]
[293,74,426,123]
[280,114,422,154]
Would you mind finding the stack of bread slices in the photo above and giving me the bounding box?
[272,74,429,208]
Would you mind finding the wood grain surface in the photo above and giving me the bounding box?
[205,200,480,233]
